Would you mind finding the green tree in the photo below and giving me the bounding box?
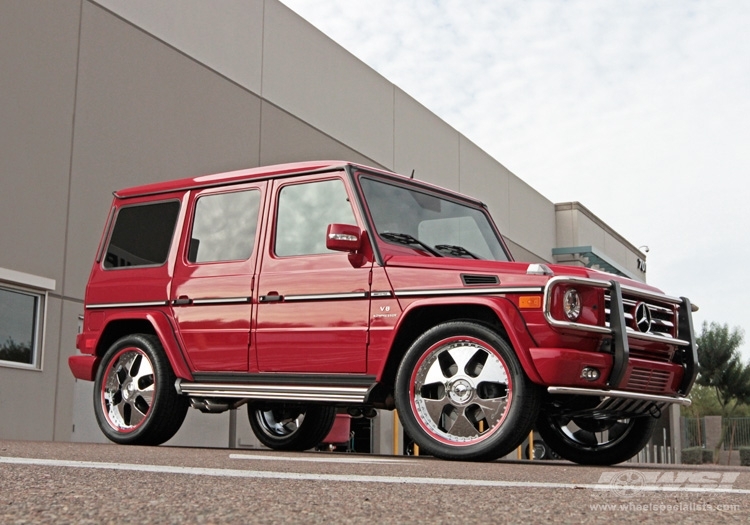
[682,383,722,417]
[0,337,32,364]
[695,322,750,417]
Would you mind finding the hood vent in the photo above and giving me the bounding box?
[461,274,500,286]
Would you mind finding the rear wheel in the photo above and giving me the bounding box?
[93,334,188,445]
[248,403,336,451]
[523,439,554,460]
[395,321,541,461]
[536,411,657,465]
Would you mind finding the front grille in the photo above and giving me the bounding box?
[605,292,677,339]
[629,347,674,362]
[625,367,672,393]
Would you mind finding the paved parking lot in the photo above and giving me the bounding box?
[2,440,749,524]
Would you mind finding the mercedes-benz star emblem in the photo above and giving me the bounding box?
[634,302,652,333]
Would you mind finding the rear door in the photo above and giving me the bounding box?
[254,173,371,373]
[170,182,266,372]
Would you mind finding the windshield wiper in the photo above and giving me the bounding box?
[380,232,443,257]
[434,244,482,260]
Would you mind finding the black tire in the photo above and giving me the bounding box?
[535,411,657,465]
[394,321,542,461]
[248,403,336,451]
[93,333,188,446]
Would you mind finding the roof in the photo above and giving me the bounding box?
[114,160,353,198]
[112,161,486,208]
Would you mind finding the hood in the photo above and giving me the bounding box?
[383,255,663,294]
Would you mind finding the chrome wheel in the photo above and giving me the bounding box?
[102,348,155,432]
[255,408,305,439]
[395,321,541,461]
[94,334,188,445]
[248,404,336,451]
[412,338,511,444]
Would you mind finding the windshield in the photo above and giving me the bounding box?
[358,175,510,261]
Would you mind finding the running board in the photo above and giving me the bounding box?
[175,379,370,404]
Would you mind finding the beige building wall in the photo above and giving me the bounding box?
[555,202,648,282]
[0,0,644,446]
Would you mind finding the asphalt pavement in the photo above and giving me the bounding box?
[1,440,749,524]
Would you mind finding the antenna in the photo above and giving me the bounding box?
[410,169,415,179]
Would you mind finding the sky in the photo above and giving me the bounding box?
[280,0,750,360]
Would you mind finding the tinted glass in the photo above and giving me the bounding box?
[275,179,356,256]
[359,176,509,261]
[104,201,180,268]
[189,190,261,263]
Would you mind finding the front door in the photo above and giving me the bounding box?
[255,174,371,373]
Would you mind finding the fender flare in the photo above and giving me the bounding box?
[392,296,544,384]
[95,309,193,380]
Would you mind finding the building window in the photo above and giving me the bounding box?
[0,267,55,370]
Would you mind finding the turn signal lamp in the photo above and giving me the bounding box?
[519,296,542,309]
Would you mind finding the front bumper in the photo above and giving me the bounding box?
[545,386,691,419]
[542,277,699,396]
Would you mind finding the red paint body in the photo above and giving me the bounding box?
[70,161,696,407]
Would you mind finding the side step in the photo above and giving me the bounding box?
[175,379,370,404]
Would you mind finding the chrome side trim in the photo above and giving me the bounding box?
[283,292,368,302]
[190,297,252,306]
[86,300,169,309]
[175,380,369,404]
[547,386,691,406]
[394,286,543,298]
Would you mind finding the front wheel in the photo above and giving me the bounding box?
[395,321,541,461]
[248,403,336,451]
[93,334,188,445]
[535,411,657,465]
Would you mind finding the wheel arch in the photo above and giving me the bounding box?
[375,298,543,400]
[94,310,193,380]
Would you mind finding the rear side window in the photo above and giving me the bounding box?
[104,201,180,269]
[188,189,261,263]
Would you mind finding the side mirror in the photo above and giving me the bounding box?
[326,223,362,252]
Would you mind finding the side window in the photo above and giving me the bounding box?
[104,201,180,269]
[0,285,43,368]
[275,179,356,256]
[188,189,261,263]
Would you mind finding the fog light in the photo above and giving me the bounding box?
[581,367,600,381]
[563,288,581,320]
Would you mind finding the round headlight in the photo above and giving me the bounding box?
[563,288,581,321]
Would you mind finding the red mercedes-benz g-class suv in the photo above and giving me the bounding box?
[69,161,697,464]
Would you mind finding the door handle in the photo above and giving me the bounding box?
[259,292,284,303]
[173,296,193,306]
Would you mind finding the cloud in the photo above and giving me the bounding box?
[281,0,750,359]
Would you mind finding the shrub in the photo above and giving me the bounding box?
[682,447,714,464]
[740,448,750,467]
